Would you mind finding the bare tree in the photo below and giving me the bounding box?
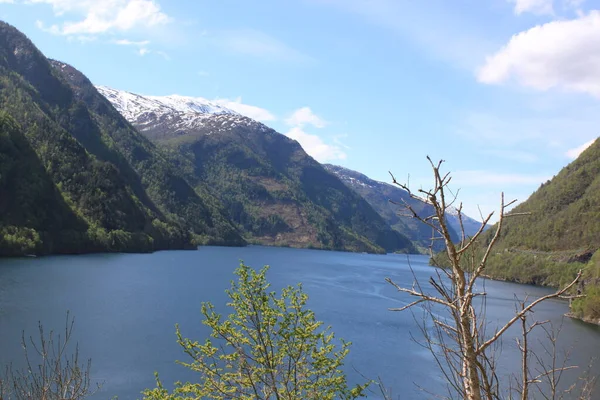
[384,157,589,400]
[0,312,100,400]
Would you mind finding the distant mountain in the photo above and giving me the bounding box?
[0,21,243,256]
[324,165,485,252]
[97,86,416,254]
[444,206,486,242]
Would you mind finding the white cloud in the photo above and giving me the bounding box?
[510,0,554,15]
[282,104,347,162]
[213,97,276,122]
[111,38,169,58]
[66,34,97,43]
[478,11,600,97]
[28,0,171,35]
[154,50,169,60]
[219,30,314,64]
[114,38,150,46]
[286,127,346,162]
[285,107,327,128]
[197,70,210,77]
[566,138,595,159]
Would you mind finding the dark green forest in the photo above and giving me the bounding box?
[0,21,243,255]
[0,21,414,256]
[3,18,600,325]
[120,89,414,254]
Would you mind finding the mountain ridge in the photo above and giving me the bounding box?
[323,164,486,252]
[97,86,416,254]
[96,85,238,121]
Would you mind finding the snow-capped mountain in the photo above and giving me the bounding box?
[95,86,272,140]
[94,86,414,254]
[96,86,238,119]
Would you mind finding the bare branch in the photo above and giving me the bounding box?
[385,277,457,310]
[478,271,582,355]
[386,158,592,400]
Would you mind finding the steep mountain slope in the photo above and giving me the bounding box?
[324,165,486,251]
[50,61,243,245]
[0,21,243,255]
[480,138,600,323]
[0,112,88,255]
[494,141,600,252]
[97,87,415,254]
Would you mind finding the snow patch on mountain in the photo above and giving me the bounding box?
[96,86,276,138]
[96,86,238,121]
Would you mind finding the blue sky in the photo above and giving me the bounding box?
[1,0,599,221]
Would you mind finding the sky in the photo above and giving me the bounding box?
[1,0,599,221]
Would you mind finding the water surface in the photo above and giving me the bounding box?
[1,246,599,399]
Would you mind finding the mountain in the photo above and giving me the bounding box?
[478,138,600,323]
[0,21,243,256]
[444,206,485,241]
[96,87,416,254]
[324,165,485,252]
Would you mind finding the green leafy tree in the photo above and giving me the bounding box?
[143,263,368,400]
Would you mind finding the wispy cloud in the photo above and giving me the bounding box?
[197,70,210,77]
[24,0,173,57]
[457,111,600,150]
[29,0,171,36]
[285,107,327,128]
[509,0,554,15]
[483,149,539,163]
[114,38,150,46]
[311,0,494,70]
[286,127,346,162]
[111,38,168,58]
[566,139,595,159]
[283,106,344,161]
[451,170,551,186]
[219,30,315,64]
[478,11,600,97]
[138,48,169,59]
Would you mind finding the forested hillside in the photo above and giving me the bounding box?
[0,21,418,256]
[476,138,600,323]
[97,87,416,254]
[0,21,244,256]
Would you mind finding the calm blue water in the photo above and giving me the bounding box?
[1,246,599,399]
